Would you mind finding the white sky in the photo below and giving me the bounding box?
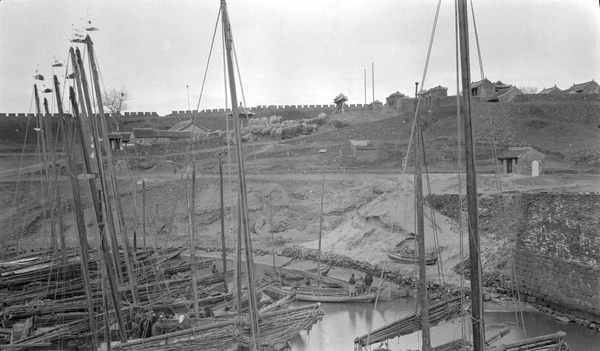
[1,0,599,115]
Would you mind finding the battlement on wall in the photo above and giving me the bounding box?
[0,112,158,118]
[175,104,367,115]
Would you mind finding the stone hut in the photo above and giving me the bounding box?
[367,100,383,111]
[130,128,191,145]
[386,91,406,109]
[169,120,211,139]
[107,132,131,150]
[486,86,522,103]
[471,79,496,99]
[345,139,379,163]
[497,146,545,176]
[421,85,448,108]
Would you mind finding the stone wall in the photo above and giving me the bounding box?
[513,249,600,322]
[514,93,600,103]
[514,192,600,322]
[518,193,600,267]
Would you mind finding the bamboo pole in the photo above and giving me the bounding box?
[458,1,485,350]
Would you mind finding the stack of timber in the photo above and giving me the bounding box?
[113,303,325,351]
[354,297,465,349]
[0,246,236,347]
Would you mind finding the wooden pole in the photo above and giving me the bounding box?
[269,193,276,274]
[66,87,98,347]
[414,82,431,351]
[86,37,137,298]
[219,157,228,293]
[316,171,325,283]
[52,76,68,267]
[75,47,124,284]
[33,85,59,253]
[142,179,147,248]
[221,0,261,347]
[372,62,375,111]
[97,190,128,344]
[457,1,485,350]
[187,163,200,316]
[364,69,367,111]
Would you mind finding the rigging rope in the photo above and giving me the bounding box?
[470,0,485,80]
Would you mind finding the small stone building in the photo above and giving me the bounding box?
[497,146,545,176]
[169,120,211,139]
[343,139,379,163]
[421,85,448,109]
[386,91,406,109]
[130,128,191,145]
[367,100,383,111]
[486,86,522,102]
[471,79,496,99]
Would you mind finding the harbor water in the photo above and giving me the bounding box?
[289,299,600,351]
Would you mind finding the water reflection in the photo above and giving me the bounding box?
[290,300,600,351]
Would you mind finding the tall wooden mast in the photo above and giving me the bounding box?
[414,82,431,351]
[457,0,485,350]
[221,0,261,348]
[85,35,139,305]
[66,86,99,346]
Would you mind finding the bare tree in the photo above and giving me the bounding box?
[519,86,539,94]
[103,87,130,115]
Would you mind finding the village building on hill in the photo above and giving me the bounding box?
[497,146,545,177]
[341,139,380,163]
[539,85,562,94]
[169,119,211,139]
[107,132,131,150]
[129,128,191,145]
[486,86,522,103]
[564,80,599,94]
[421,85,448,108]
[367,100,383,111]
[385,91,406,109]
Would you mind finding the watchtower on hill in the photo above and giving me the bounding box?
[333,93,348,114]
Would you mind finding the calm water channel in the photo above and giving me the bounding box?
[198,258,600,350]
[289,299,600,351]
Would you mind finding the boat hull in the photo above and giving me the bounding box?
[295,293,376,303]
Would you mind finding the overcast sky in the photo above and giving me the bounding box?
[1,0,598,115]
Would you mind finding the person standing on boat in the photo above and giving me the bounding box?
[212,264,218,274]
[348,273,356,296]
[364,272,373,294]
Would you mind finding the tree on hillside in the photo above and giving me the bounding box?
[519,86,539,94]
[102,87,130,132]
[103,87,130,115]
